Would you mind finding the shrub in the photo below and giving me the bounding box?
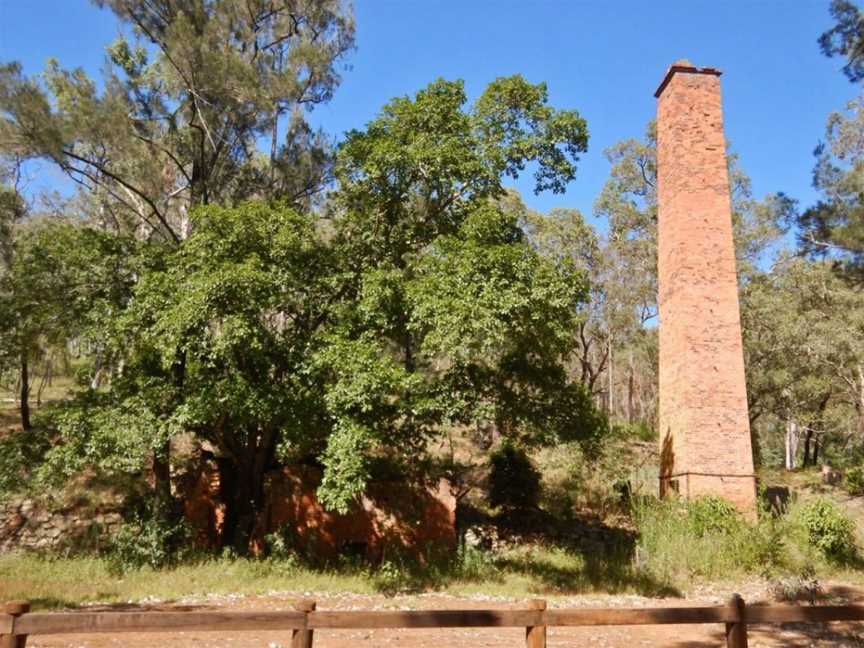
[796,498,857,562]
[612,421,656,442]
[107,509,190,573]
[846,466,864,496]
[488,442,541,511]
[453,544,500,580]
[686,496,742,537]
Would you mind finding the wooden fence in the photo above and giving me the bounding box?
[3,594,864,648]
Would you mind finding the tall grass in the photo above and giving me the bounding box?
[632,494,860,587]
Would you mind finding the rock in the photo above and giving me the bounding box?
[762,486,790,514]
[822,465,843,486]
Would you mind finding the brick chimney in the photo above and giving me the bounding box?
[655,61,757,514]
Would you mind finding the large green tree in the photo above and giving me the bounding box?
[317,75,601,512]
[2,75,606,552]
[0,0,354,519]
[796,96,864,274]
[0,221,138,430]
[742,257,864,468]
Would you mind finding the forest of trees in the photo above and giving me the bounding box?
[1,0,864,554]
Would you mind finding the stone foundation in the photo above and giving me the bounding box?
[0,497,123,552]
[181,461,457,560]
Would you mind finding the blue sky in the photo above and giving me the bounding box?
[0,0,856,226]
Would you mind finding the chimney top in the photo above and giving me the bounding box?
[654,61,722,98]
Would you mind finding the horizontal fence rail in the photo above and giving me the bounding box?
[4,595,864,647]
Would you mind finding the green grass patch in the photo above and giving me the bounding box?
[1,539,680,610]
[0,553,376,609]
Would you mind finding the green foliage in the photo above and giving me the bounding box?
[796,497,858,562]
[635,493,861,587]
[846,466,864,495]
[819,0,864,83]
[0,66,605,553]
[686,496,743,537]
[0,1,355,240]
[634,497,789,583]
[314,76,603,510]
[611,421,656,443]
[107,508,191,573]
[31,392,159,488]
[0,416,51,495]
[487,443,541,511]
[743,259,864,468]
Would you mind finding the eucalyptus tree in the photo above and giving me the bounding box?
[0,0,355,241]
[742,258,864,468]
[795,96,864,276]
[591,122,791,428]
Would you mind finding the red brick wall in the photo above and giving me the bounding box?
[655,62,756,514]
[182,462,456,559]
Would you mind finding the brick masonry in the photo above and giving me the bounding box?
[655,61,757,513]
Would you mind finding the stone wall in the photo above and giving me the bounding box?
[1,462,457,558]
[0,497,123,552]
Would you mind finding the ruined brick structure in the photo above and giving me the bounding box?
[655,60,756,513]
[181,460,456,560]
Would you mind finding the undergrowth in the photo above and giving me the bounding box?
[633,494,861,585]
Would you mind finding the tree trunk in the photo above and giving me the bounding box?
[220,430,276,553]
[36,353,52,406]
[90,349,104,390]
[627,354,635,424]
[858,364,864,440]
[404,329,414,373]
[152,348,186,523]
[803,428,813,467]
[19,354,30,431]
[785,419,800,471]
[607,337,614,416]
[152,442,173,519]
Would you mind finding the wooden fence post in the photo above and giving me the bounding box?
[525,599,546,648]
[725,593,748,648]
[1,601,30,648]
[291,598,316,648]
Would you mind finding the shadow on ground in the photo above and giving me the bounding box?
[668,622,864,648]
[28,598,213,612]
[460,506,680,597]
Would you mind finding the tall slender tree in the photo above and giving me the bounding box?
[0,0,355,241]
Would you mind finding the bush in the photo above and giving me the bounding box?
[687,496,742,537]
[612,421,656,442]
[846,466,864,496]
[453,544,501,580]
[488,442,541,511]
[796,498,857,562]
[107,509,190,573]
